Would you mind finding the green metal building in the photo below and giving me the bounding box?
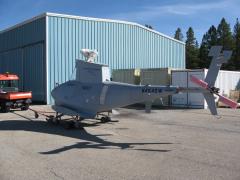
[0,12,185,104]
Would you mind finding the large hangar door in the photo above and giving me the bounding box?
[23,43,45,102]
[0,49,24,89]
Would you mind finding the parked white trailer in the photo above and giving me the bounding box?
[171,69,240,108]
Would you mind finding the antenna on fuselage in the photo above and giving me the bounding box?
[80,49,98,63]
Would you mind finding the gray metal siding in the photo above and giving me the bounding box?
[23,43,45,101]
[0,49,23,88]
[0,17,46,102]
[47,15,185,103]
[0,14,186,104]
[0,18,45,52]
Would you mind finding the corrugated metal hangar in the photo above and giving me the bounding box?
[0,12,185,104]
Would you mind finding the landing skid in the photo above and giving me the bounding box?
[46,113,112,129]
[29,108,113,129]
[46,113,85,129]
[96,112,112,123]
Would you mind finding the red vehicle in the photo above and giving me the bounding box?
[0,73,32,112]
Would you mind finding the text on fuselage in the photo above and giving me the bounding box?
[142,88,162,93]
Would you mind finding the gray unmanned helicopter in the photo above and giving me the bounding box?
[32,46,238,128]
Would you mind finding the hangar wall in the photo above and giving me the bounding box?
[46,13,185,103]
[0,17,46,102]
[0,13,185,104]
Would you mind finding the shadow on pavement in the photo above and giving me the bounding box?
[0,119,173,154]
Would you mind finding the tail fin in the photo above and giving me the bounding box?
[205,46,232,86]
[190,46,237,115]
[190,74,218,115]
[203,93,217,115]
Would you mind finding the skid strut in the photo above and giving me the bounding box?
[29,108,112,129]
[96,112,112,123]
[29,108,84,129]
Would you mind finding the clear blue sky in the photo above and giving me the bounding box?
[0,0,239,43]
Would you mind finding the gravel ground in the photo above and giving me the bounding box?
[0,106,240,180]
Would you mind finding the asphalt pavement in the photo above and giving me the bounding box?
[0,106,240,180]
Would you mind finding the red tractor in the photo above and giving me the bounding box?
[0,73,32,113]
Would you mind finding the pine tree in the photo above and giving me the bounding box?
[217,18,233,50]
[145,24,153,29]
[217,18,234,69]
[185,27,200,69]
[208,25,218,46]
[174,28,183,41]
[199,25,218,68]
[233,18,240,70]
[199,33,208,68]
[195,40,199,48]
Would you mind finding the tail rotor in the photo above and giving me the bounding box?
[190,46,238,115]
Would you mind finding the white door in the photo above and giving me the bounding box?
[171,71,188,106]
[188,71,205,108]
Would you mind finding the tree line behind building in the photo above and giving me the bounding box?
[173,18,240,70]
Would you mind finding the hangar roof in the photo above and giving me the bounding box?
[0,12,185,45]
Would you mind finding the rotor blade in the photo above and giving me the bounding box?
[218,95,238,109]
[190,75,208,89]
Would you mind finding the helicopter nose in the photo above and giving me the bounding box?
[51,86,60,100]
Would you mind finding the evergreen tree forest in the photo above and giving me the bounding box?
[174,18,240,70]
